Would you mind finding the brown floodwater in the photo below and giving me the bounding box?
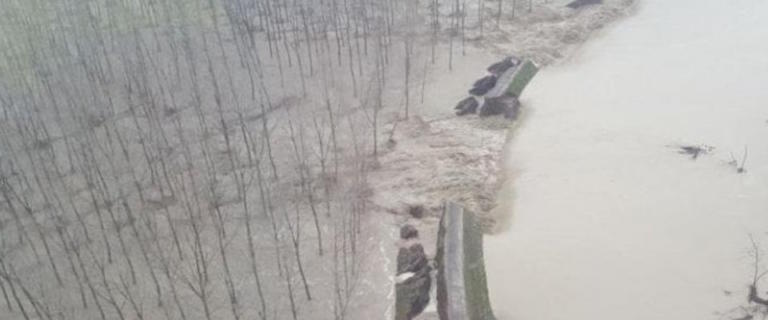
[485,0,768,319]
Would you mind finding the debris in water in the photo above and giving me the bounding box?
[400,224,419,239]
[729,145,748,174]
[676,144,714,160]
[407,205,426,219]
[469,75,498,96]
[487,56,520,76]
[454,57,537,120]
[454,96,479,116]
[395,227,431,320]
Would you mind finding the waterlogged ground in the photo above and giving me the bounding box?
[486,0,768,319]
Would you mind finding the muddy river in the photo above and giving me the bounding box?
[485,0,768,319]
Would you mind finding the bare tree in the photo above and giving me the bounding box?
[285,201,312,301]
[0,0,452,318]
[288,119,324,256]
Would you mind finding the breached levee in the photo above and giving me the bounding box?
[433,60,538,320]
[396,58,538,320]
[385,2,636,319]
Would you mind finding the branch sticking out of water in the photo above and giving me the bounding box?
[729,145,748,174]
[739,146,748,174]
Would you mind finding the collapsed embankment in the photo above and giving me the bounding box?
[384,1,637,318]
[371,0,638,229]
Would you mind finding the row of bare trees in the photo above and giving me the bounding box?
[0,0,549,318]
